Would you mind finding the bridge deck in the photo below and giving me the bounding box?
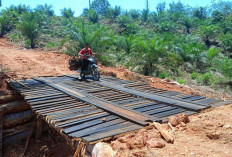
[7,75,231,145]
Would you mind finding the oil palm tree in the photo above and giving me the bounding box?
[18,12,41,48]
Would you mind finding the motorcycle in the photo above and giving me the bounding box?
[79,54,100,81]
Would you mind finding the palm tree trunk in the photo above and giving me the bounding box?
[89,0,91,9]
[30,39,35,49]
[146,0,149,11]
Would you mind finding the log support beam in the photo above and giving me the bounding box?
[36,116,43,140]
[0,113,3,157]
[0,95,22,104]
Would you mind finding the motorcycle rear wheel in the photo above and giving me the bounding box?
[80,71,86,80]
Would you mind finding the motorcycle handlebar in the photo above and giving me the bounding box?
[79,54,95,57]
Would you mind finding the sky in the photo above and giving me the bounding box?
[2,0,216,16]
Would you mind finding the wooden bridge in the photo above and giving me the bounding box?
[7,74,231,150]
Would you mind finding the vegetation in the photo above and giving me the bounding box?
[1,0,232,93]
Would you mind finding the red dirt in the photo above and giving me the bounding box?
[0,38,75,78]
[107,104,232,157]
[1,37,232,157]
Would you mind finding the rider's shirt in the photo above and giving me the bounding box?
[79,48,92,60]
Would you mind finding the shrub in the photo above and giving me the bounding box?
[45,41,59,49]
[8,31,23,43]
[158,71,170,79]
[201,72,213,85]
[177,78,185,84]
[98,54,115,67]
[190,72,198,79]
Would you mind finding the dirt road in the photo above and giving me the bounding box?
[0,38,75,78]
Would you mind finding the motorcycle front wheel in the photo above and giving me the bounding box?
[92,68,100,81]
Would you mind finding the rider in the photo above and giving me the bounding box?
[78,43,93,71]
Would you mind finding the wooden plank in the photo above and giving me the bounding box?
[39,103,89,116]
[48,106,96,118]
[25,92,64,100]
[144,106,177,115]
[69,119,125,137]
[100,93,130,99]
[88,88,111,93]
[155,108,186,118]
[84,123,141,142]
[131,86,153,90]
[196,99,220,105]
[32,100,77,110]
[93,81,208,111]
[92,91,119,97]
[21,88,57,95]
[54,109,104,122]
[210,100,232,107]
[179,95,194,99]
[134,88,166,94]
[135,104,168,112]
[112,97,141,104]
[129,102,158,109]
[186,96,205,101]
[64,115,118,134]
[34,77,156,125]
[122,100,152,107]
[85,87,110,92]
[86,121,134,136]
[161,91,181,96]
[51,107,98,121]
[103,94,131,101]
[173,93,188,98]
[126,83,148,87]
[27,94,67,103]
[58,112,110,128]
[37,102,85,113]
[106,95,132,101]
[22,90,61,98]
[19,86,52,92]
[31,98,74,107]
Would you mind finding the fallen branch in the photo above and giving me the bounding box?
[168,122,176,135]
[153,122,174,143]
[149,78,154,83]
